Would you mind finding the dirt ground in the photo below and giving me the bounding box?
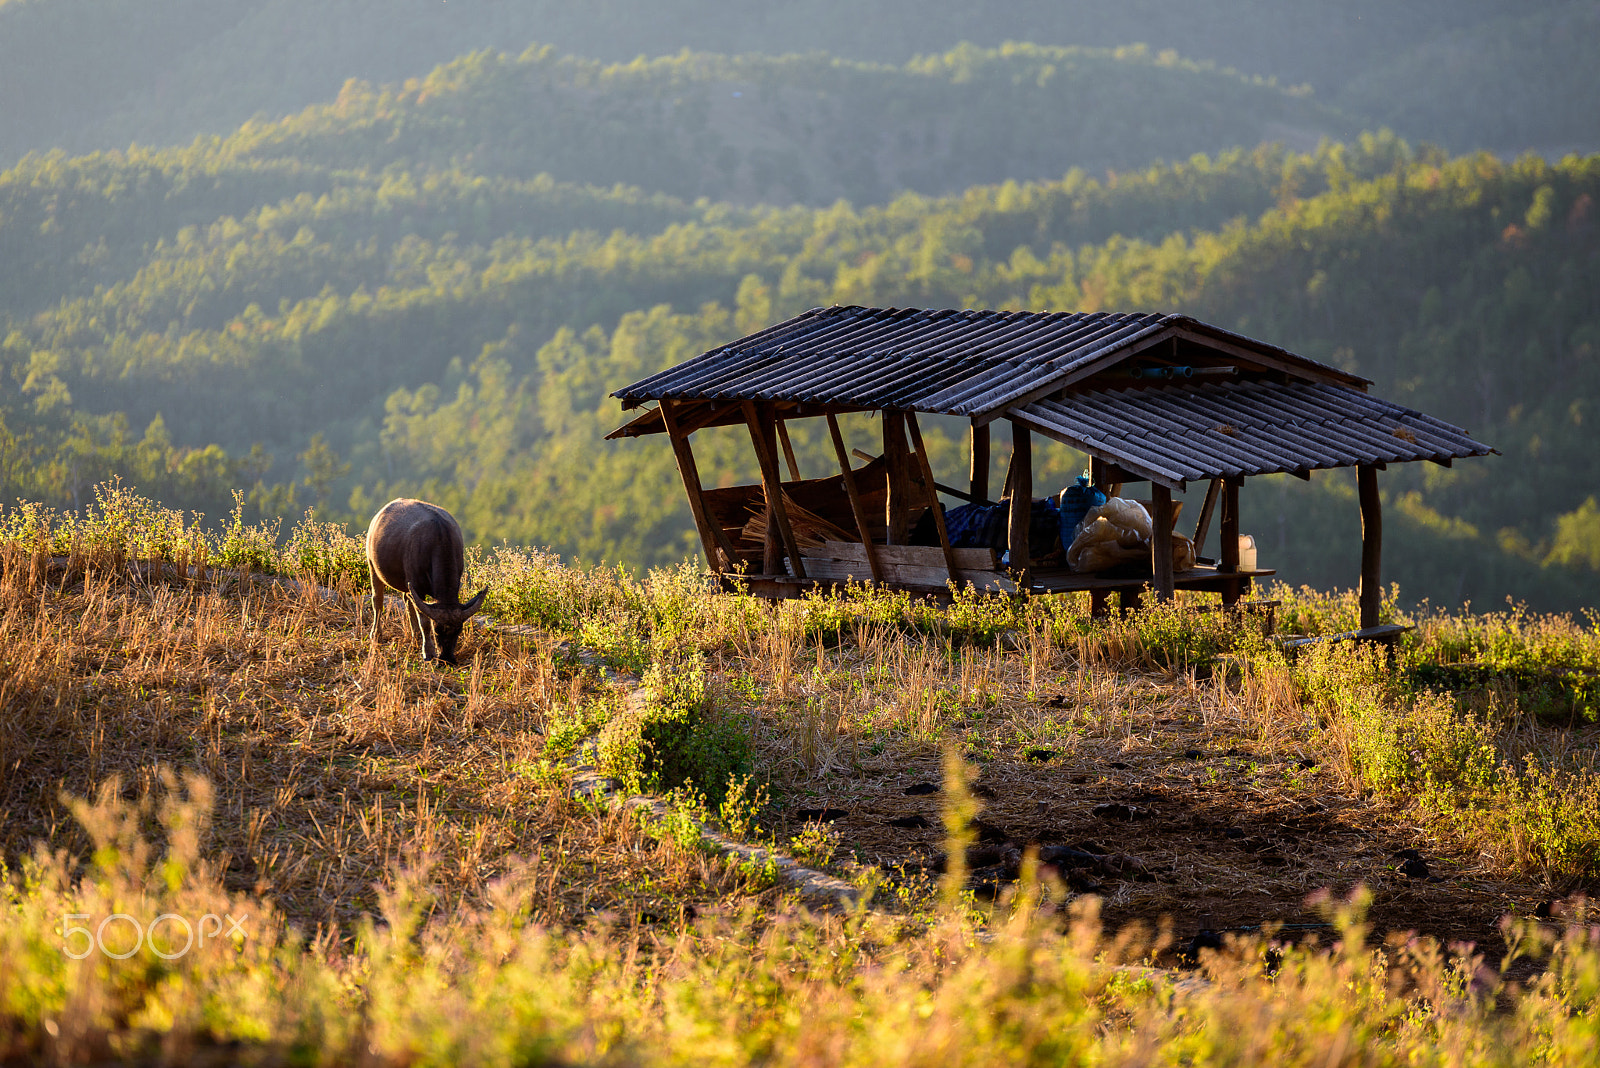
[765,674,1555,964]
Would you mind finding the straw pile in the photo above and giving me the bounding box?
[740,497,855,550]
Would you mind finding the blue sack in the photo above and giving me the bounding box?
[1058,475,1106,549]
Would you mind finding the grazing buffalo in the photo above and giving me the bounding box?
[365,498,487,664]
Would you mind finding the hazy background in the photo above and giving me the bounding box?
[2,0,1597,609]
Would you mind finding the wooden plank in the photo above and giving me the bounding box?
[852,448,986,504]
[800,556,1016,593]
[1359,463,1382,630]
[883,410,912,544]
[1151,483,1175,602]
[1025,565,1274,594]
[970,421,990,505]
[1172,327,1367,390]
[1280,623,1411,650]
[826,413,884,585]
[1192,477,1222,559]
[1090,456,1109,494]
[660,399,737,572]
[743,400,806,580]
[763,506,783,575]
[1219,475,1241,607]
[905,411,960,583]
[811,540,998,570]
[1007,417,1032,582]
[776,418,802,481]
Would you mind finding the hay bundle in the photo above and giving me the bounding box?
[740,498,854,550]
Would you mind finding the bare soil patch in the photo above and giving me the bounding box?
[747,642,1557,958]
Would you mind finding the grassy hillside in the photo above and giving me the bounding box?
[7,500,1600,1063]
[2,0,1583,166]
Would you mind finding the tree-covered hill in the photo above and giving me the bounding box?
[2,122,1597,609]
[3,0,1587,168]
[169,44,1351,209]
[1332,1,1600,157]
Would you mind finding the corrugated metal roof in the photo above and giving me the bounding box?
[1011,379,1495,488]
[611,305,1368,417]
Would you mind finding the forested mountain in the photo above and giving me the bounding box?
[2,83,1597,610]
[4,15,1599,611]
[215,45,1348,208]
[2,0,1596,168]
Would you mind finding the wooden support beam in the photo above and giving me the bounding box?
[1219,475,1241,607]
[660,399,736,573]
[762,509,783,575]
[744,400,806,580]
[883,410,913,545]
[969,421,990,506]
[1151,483,1175,602]
[826,413,884,585]
[906,412,960,585]
[775,418,802,481]
[851,448,990,504]
[1192,478,1222,558]
[1007,418,1032,583]
[1359,464,1382,630]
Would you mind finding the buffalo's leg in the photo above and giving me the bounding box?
[407,594,437,660]
[368,566,386,643]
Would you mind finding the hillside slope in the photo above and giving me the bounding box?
[0,0,1577,166]
[212,44,1349,208]
[2,127,1596,609]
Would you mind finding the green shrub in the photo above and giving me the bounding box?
[600,657,751,806]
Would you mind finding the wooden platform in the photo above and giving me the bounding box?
[728,539,1278,603]
[1025,565,1275,595]
[1279,623,1412,650]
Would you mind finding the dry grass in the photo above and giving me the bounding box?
[10,492,1600,1063]
[0,545,776,938]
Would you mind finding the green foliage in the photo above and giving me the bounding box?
[786,822,841,869]
[1288,631,1600,880]
[600,658,752,806]
[2,51,1598,612]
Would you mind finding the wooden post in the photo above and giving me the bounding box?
[969,421,990,504]
[744,400,806,580]
[906,412,960,584]
[1151,483,1175,601]
[1007,418,1032,583]
[1219,475,1241,607]
[883,410,912,545]
[826,413,884,584]
[762,508,783,576]
[1358,464,1382,630]
[660,399,736,573]
[775,418,802,481]
[1192,477,1222,560]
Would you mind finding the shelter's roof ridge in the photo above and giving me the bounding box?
[1011,378,1495,489]
[611,305,1368,416]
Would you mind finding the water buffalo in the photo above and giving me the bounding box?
[365,498,487,664]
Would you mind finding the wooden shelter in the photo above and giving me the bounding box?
[609,307,1494,630]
